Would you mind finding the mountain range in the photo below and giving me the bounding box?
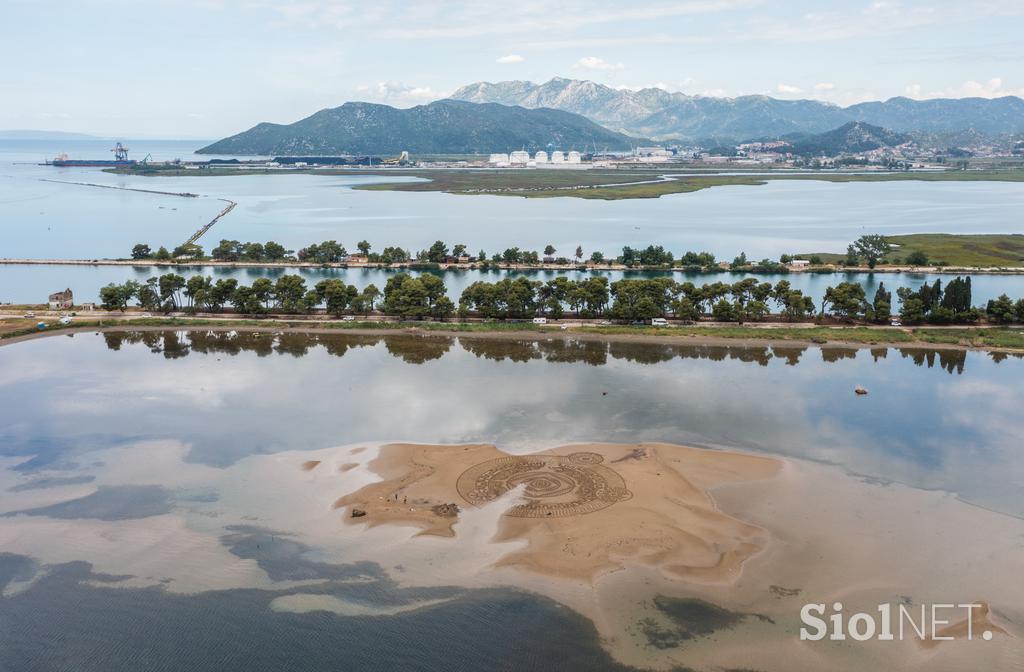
[450,77,1024,140]
[197,99,638,155]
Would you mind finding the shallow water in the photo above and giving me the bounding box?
[1,331,1022,670]
[3,331,1020,512]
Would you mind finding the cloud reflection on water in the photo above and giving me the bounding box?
[0,330,1021,516]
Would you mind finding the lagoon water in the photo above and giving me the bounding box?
[3,138,1024,670]
[3,139,1024,306]
[1,331,1023,670]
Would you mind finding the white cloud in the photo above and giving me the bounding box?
[496,54,524,64]
[521,34,684,50]
[575,56,625,71]
[776,83,802,94]
[814,82,835,90]
[355,81,448,106]
[368,0,760,39]
[904,77,1024,100]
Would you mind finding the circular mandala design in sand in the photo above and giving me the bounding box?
[456,452,632,518]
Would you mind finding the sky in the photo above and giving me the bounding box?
[2,0,1022,138]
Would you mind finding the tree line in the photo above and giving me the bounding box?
[97,271,1024,326]
[127,238,756,270]
[127,234,969,274]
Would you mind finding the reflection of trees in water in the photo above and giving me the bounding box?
[540,339,607,366]
[771,346,804,366]
[607,342,674,364]
[102,330,190,359]
[274,333,315,358]
[898,348,967,375]
[459,338,542,363]
[94,330,1017,375]
[820,348,858,363]
[384,336,453,364]
[321,334,381,358]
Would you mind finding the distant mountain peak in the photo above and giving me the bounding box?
[449,78,1024,140]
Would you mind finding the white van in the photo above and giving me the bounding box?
[532,317,548,324]
[650,317,669,327]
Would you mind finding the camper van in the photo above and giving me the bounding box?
[651,317,669,327]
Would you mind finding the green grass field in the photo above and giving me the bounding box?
[883,233,1024,267]
[802,233,1024,267]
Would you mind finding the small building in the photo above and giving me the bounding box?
[788,259,810,269]
[48,288,73,310]
[345,254,368,264]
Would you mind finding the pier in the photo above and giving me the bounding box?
[39,178,199,198]
[182,199,236,246]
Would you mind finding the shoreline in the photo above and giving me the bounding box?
[3,319,1023,354]
[3,257,1024,275]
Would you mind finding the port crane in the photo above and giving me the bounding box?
[111,142,130,161]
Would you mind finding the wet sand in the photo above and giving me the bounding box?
[1,440,1021,671]
[333,442,779,583]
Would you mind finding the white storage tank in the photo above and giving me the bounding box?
[488,153,509,165]
[567,150,582,164]
[509,150,530,164]
[534,151,548,163]
[550,151,564,163]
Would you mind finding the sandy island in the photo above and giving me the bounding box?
[330,442,779,584]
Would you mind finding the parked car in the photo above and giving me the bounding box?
[532,317,548,324]
[23,311,35,318]
[890,319,902,327]
[651,317,670,327]
[342,315,356,322]
[59,316,72,325]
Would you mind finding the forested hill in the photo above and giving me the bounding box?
[198,100,640,155]
[784,122,911,156]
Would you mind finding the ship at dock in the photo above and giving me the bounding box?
[45,142,138,167]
